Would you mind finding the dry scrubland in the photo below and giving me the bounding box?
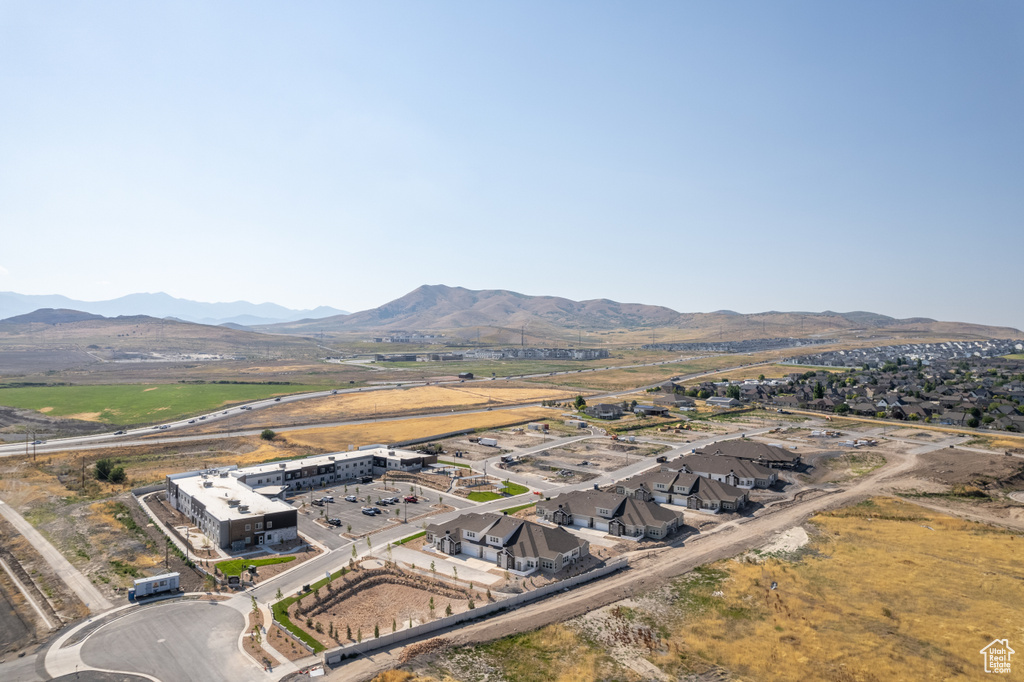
[392,497,1024,682]
[281,407,555,451]
[197,385,582,432]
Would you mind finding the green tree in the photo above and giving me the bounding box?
[833,403,850,415]
[813,383,825,400]
[445,603,452,616]
[967,417,980,428]
[374,624,379,638]
[94,458,126,484]
[260,429,276,441]
[726,385,741,400]
[574,395,587,410]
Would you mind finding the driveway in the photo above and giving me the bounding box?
[80,601,250,682]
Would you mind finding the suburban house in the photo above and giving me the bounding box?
[654,394,696,408]
[425,513,588,574]
[585,403,624,419]
[537,490,683,540]
[634,404,671,417]
[694,440,802,469]
[615,470,749,513]
[665,455,777,489]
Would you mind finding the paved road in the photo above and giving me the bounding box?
[79,601,249,682]
[0,499,112,613]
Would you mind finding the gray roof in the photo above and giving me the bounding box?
[693,440,800,465]
[666,454,775,480]
[428,511,586,561]
[539,490,682,528]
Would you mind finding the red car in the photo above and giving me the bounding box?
[404,495,418,503]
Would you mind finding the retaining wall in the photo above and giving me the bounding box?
[322,557,627,666]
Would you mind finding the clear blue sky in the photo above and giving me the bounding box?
[2,2,1022,329]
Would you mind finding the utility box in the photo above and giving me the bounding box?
[130,572,180,600]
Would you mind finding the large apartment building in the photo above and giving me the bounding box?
[165,446,432,551]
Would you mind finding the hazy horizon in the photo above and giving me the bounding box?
[2,3,1021,329]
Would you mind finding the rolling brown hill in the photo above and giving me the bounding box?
[261,285,1021,342]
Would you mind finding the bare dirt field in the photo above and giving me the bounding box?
[534,439,667,472]
[436,428,555,461]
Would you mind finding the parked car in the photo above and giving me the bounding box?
[404,495,418,503]
[656,456,668,463]
[321,496,334,503]
[387,497,401,504]
[580,461,590,466]
[345,495,358,502]
[361,476,373,484]
[311,499,324,507]
[370,507,382,514]
[361,507,375,515]
[378,499,390,506]
[327,518,342,526]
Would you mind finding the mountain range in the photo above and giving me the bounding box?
[257,285,1022,341]
[0,292,347,327]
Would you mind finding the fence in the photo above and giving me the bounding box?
[322,557,627,666]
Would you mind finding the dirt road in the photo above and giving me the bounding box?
[323,432,947,680]
[0,499,112,613]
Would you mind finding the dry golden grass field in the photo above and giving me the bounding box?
[281,407,557,451]
[644,497,1024,681]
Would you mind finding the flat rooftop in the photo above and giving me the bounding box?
[176,474,293,521]
[238,449,376,477]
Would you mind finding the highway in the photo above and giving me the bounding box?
[0,354,773,458]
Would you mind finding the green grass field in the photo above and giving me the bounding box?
[0,383,327,425]
[216,555,295,577]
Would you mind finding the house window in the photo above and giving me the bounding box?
[267,521,273,529]
[256,522,263,530]
[488,536,499,544]
[245,524,251,531]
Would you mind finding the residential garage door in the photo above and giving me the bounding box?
[482,548,498,562]
[595,520,609,532]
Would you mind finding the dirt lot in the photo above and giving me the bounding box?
[288,565,485,649]
[533,439,667,472]
[437,428,555,461]
[906,447,1024,489]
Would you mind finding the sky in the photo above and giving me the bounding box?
[1,2,1022,329]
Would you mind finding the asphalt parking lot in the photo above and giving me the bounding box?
[288,480,477,548]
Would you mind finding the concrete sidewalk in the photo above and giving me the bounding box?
[0,498,113,613]
[388,545,503,586]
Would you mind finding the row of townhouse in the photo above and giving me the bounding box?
[425,512,588,574]
[537,490,683,539]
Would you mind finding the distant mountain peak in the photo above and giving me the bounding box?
[0,292,347,326]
